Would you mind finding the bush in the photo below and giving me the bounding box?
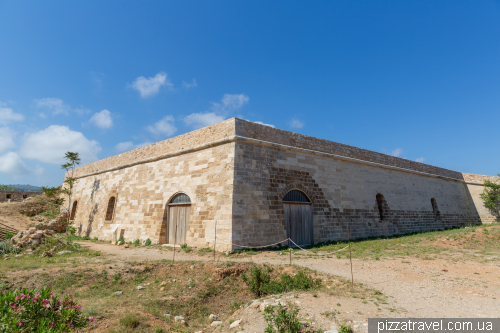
[0,241,20,255]
[120,313,141,328]
[339,324,353,333]
[0,287,91,332]
[133,239,140,246]
[4,232,14,239]
[180,243,192,253]
[144,239,152,246]
[264,302,301,333]
[242,267,321,297]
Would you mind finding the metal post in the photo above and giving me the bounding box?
[214,220,217,262]
[346,219,354,287]
[172,220,178,262]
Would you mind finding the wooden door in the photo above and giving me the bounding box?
[284,203,313,246]
[168,204,190,244]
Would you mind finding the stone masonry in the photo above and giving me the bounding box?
[0,191,41,203]
[66,118,498,251]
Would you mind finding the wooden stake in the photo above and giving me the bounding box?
[214,220,217,262]
[346,219,354,287]
[172,220,178,262]
[288,220,292,266]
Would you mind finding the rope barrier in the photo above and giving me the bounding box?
[288,238,349,256]
[215,238,290,249]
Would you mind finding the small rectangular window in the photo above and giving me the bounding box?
[6,194,11,199]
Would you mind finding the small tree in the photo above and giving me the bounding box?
[41,152,81,230]
[0,184,15,191]
[480,175,500,219]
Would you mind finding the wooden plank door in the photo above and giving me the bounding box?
[168,205,190,244]
[284,203,313,246]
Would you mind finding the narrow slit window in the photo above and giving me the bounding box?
[376,193,386,221]
[70,200,78,220]
[105,197,116,221]
[431,198,440,218]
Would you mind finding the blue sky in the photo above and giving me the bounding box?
[0,1,499,186]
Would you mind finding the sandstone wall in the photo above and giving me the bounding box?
[232,141,481,248]
[0,191,41,202]
[69,143,235,251]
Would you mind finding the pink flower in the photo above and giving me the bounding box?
[18,322,24,327]
[88,317,95,322]
[49,322,54,327]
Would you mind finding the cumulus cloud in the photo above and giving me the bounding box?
[35,98,70,115]
[184,93,249,129]
[0,104,24,124]
[0,127,16,153]
[19,125,101,164]
[115,141,153,152]
[253,121,275,128]
[131,72,173,98]
[415,157,426,163]
[184,112,225,129]
[89,109,113,129]
[210,93,249,115]
[146,115,177,137]
[289,118,304,129]
[182,79,198,89]
[391,148,403,157]
[0,152,30,177]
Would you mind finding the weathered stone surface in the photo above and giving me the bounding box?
[211,321,223,327]
[63,118,498,251]
[229,319,241,328]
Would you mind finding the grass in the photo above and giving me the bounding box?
[298,223,500,261]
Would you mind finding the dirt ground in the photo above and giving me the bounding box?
[76,241,500,325]
[0,201,31,231]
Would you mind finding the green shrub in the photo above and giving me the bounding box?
[180,243,192,253]
[0,241,20,255]
[120,313,141,328]
[144,239,152,246]
[4,232,14,239]
[0,287,91,332]
[242,267,321,297]
[339,324,353,333]
[264,302,301,333]
[117,237,125,243]
[133,239,140,246]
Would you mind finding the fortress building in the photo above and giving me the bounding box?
[65,118,498,251]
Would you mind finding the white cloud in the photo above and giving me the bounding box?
[289,118,304,129]
[415,157,426,163]
[131,72,172,98]
[182,79,198,89]
[115,141,153,152]
[210,93,249,115]
[184,112,225,129]
[75,108,92,116]
[35,98,70,115]
[19,125,101,164]
[146,115,177,136]
[254,121,275,128]
[0,104,24,125]
[391,148,403,157]
[89,109,113,129]
[0,127,16,153]
[0,152,30,177]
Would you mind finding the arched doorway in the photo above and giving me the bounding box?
[167,193,191,244]
[283,190,313,246]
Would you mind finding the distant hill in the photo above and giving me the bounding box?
[4,184,43,192]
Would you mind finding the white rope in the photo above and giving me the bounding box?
[289,238,349,256]
[216,238,291,249]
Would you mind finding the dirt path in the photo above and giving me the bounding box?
[77,241,500,319]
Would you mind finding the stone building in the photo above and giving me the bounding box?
[0,191,41,203]
[65,118,498,251]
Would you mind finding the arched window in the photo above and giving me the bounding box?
[70,200,78,220]
[283,190,311,203]
[166,193,191,244]
[105,197,116,221]
[376,193,387,221]
[431,198,440,219]
[283,190,313,245]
